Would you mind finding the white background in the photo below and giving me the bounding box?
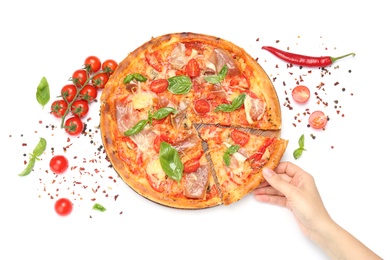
[0,1,389,259]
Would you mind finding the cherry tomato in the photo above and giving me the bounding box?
[61,84,77,103]
[84,55,101,73]
[292,85,310,103]
[194,99,211,114]
[102,59,118,75]
[64,116,84,136]
[309,110,328,129]
[71,99,89,118]
[79,84,98,103]
[72,69,89,88]
[145,51,163,72]
[150,79,168,93]
[186,59,200,77]
[50,100,68,118]
[146,173,166,193]
[183,158,200,173]
[54,198,73,216]
[92,73,109,89]
[49,155,69,174]
[231,129,249,146]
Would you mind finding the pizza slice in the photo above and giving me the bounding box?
[199,125,288,205]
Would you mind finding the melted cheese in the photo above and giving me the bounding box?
[244,94,254,124]
[146,157,166,180]
[132,91,155,110]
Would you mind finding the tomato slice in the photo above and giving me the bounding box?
[186,59,200,77]
[183,158,200,173]
[231,129,249,146]
[150,79,168,93]
[145,51,163,72]
[292,85,310,103]
[309,110,328,129]
[194,99,211,114]
[146,173,166,193]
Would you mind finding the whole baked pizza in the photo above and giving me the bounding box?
[100,32,288,209]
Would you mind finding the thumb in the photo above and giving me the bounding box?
[262,167,292,196]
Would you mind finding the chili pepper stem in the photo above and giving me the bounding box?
[331,52,355,63]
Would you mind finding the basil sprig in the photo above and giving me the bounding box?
[19,137,47,176]
[36,77,50,109]
[159,141,183,182]
[215,93,246,113]
[124,107,177,136]
[293,134,306,159]
[204,64,228,84]
[168,76,192,94]
[223,144,240,166]
[123,73,147,84]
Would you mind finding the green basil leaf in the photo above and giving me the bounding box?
[152,107,177,120]
[18,157,36,176]
[92,203,107,212]
[293,148,304,160]
[124,119,148,136]
[214,93,246,112]
[133,73,147,82]
[223,145,240,166]
[36,77,50,109]
[168,76,192,94]
[204,64,228,84]
[204,75,221,84]
[32,137,47,157]
[298,134,305,148]
[123,74,134,84]
[159,142,183,182]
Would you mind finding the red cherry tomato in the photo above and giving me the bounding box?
[92,73,109,89]
[64,116,84,136]
[150,79,168,93]
[50,100,68,118]
[79,84,98,103]
[183,158,200,173]
[309,110,328,129]
[292,85,310,103]
[84,56,101,73]
[194,99,211,114]
[72,69,89,88]
[231,129,249,146]
[49,155,69,174]
[102,59,118,75]
[61,84,77,103]
[71,99,89,118]
[186,59,200,77]
[54,198,73,216]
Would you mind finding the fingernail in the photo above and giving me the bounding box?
[263,167,273,178]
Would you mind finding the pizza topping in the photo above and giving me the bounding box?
[223,144,241,167]
[145,51,164,72]
[230,129,249,146]
[194,99,211,114]
[132,90,156,110]
[150,79,169,94]
[214,93,246,112]
[167,75,192,94]
[185,165,209,198]
[159,141,184,182]
[244,94,265,124]
[123,73,147,84]
[204,64,228,84]
[183,158,201,173]
[186,58,201,77]
[208,48,239,76]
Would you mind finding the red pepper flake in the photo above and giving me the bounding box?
[22,143,27,146]
[334,82,339,86]
[114,195,119,201]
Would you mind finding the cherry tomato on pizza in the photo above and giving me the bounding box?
[64,116,84,136]
[186,59,200,77]
[79,84,98,103]
[146,173,166,193]
[84,55,101,74]
[102,59,118,75]
[231,129,249,146]
[194,99,211,114]
[54,198,73,216]
[292,85,310,103]
[150,79,168,93]
[308,110,328,129]
[92,73,109,89]
[183,158,200,173]
[49,155,69,174]
[72,69,89,88]
[71,99,89,118]
[61,84,77,103]
[50,100,68,118]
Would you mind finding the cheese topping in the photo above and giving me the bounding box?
[132,90,156,110]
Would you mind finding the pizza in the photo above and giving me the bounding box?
[100,32,288,209]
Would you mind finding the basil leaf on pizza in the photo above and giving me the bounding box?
[204,64,228,84]
[167,75,192,94]
[152,107,177,120]
[159,142,183,182]
[123,73,147,84]
[223,144,240,166]
[214,93,246,112]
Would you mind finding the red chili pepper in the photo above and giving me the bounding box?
[262,46,355,67]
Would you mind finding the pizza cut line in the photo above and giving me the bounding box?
[100,32,288,209]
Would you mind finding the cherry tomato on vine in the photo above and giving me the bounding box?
[84,55,101,74]
[79,84,98,102]
[92,73,109,89]
[51,100,68,118]
[231,129,249,146]
[72,69,89,88]
[49,155,69,174]
[309,110,328,129]
[71,99,89,118]
[64,116,84,136]
[102,59,118,75]
[61,84,77,103]
[54,198,73,216]
[292,85,310,103]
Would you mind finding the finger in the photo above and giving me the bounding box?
[252,186,284,197]
[275,161,307,178]
[254,194,287,207]
[262,167,295,197]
